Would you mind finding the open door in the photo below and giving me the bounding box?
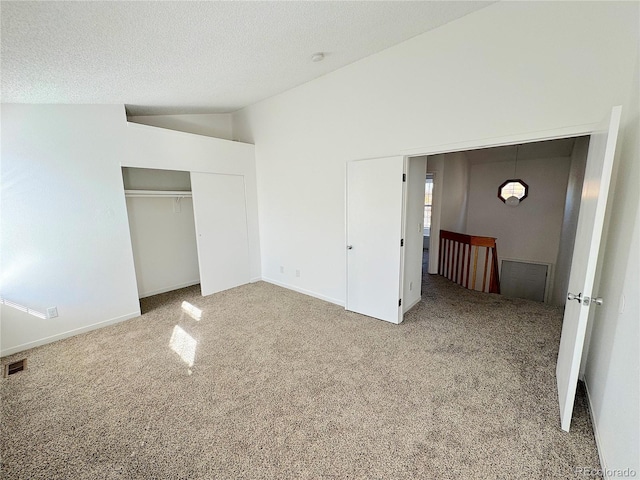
[191,172,250,296]
[346,156,406,324]
[556,106,622,431]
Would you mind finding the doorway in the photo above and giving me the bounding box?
[122,167,200,300]
[345,106,622,432]
[413,135,590,306]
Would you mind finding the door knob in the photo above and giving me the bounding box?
[567,292,582,303]
[568,292,603,306]
[347,245,353,250]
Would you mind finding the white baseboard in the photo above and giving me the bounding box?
[139,280,200,298]
[584,380,609,478]
[0,311,141,357]
[261,277,345,307]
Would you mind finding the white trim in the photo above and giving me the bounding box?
[344,161,350,311]
[138,280,201,299]
[0,311,141,357]
[399,156,409,324]
[584,380,609,479]
[262,277,345,307]
[401,123,598,158]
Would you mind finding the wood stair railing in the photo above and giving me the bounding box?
[438,230,501,294]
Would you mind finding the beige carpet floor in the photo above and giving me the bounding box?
[1,269,601,479]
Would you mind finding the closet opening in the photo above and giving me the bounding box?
[122,167,200,310]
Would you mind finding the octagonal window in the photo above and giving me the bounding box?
[498,179,528,203]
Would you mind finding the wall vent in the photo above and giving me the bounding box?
[500,259,550,302]
[4,359,27,377]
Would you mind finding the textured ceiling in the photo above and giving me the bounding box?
[1,1,493,115]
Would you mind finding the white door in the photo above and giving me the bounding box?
[191,172,250,296]
[556,106,622,431]
[346,156,406,324]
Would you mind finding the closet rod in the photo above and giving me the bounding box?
[125,189,192,198]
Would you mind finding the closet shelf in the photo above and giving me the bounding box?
[125,189,192,198]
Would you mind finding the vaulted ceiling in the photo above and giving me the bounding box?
[1,1,493,115]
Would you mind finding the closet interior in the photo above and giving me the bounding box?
[122,167,200,299]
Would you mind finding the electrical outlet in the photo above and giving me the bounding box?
[280,266,284,274]
[296,270,300,277]
[410,281,413,291]
[47,307,58,319]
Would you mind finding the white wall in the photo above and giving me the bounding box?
[234,2,637,306]
[552,137,589,306]
[127,113,233,140]
[1,105,139,355]
[125,197,200,298]
[425,153,470,274]
[0,106,259,355]
[438,152,470,233]
[232,1,639,473]
[426,155,444,273]
[425,155,443,272]
[465,156,571,296]
[403,157,427,312]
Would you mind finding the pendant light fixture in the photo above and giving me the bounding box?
[498,144,528,206]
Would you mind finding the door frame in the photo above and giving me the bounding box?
[400,123,598,159]
[346,120,607,415]
[121,166,200,303]
[398,120,619,426]
[407,123,599,277]
[345,122,599,316]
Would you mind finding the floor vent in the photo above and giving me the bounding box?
[4,359,27,377]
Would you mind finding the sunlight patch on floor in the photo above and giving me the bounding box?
[181,301,202,321]
[169,325,197,367]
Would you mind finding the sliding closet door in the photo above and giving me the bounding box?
[191,173,250,296]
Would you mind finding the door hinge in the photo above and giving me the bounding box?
[399,299,402,307]
[400,239,404,247]
[402,173,406,182]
